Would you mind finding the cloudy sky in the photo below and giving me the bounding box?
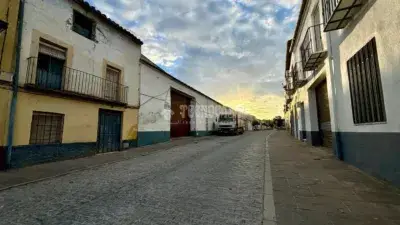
[87,0,300,119]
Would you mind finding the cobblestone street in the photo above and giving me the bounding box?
[0,131,270,225]
[1,131,400,225]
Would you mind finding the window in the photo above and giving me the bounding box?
[72,10,95,40]
[347,38,386,124]
[104,66,121,101]
[29,112,64,145]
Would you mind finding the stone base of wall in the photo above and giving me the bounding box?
[190,131,214,137]
[137,131,170,147]
[337,132,400,187]
[299,130,307,140]
[122,139,138,149]
[0,146,5,170]
[306,131,322,146]
[11,142,97,168]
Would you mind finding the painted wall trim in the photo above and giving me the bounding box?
[11,142,97,168]
[122,139,137,149]
[137,131,170,147]
[336,131,400,187]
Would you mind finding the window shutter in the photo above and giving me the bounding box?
[39,42,66,60]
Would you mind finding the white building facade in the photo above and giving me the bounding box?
[139,56,225,146]
[284,0,400,186]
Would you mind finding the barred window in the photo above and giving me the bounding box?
[347,38,386,124]
[29,112,64,145]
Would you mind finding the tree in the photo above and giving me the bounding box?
[252,120,260,126]
[273,116,284,128]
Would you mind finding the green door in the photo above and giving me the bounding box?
[97,109,122,153]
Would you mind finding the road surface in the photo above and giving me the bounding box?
[0,131,272,225]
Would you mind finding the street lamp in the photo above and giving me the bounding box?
[0,20,8,33]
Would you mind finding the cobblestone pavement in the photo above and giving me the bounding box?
[268,131,400,225]
[0,131,271,225]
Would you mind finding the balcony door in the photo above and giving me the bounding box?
[104,66,121,101]
[36,42,66,90]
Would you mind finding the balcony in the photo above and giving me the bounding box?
[25,57,128,105]
[286,95,293,104]
[283,104,289,113]
[300,24,328,71]
[323,0,364,32]
[0,20,8,33]
[284,71,296,96]
[293,62,308,88]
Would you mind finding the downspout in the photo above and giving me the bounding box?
[327,32,343,160]
[6,0,25,169]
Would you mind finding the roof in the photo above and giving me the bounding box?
[140,55,225,107]
[290,0,308,52]
[73,0,143,46]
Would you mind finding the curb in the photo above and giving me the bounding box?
[262,131,277,225]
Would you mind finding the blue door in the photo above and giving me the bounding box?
[97,109,122,153]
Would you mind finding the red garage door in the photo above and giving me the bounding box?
[170,90,191,138]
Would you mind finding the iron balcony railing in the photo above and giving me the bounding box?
[25,57,128,104]
[294,62,307,88]
[323,0,341,26]
[284,70,296,95]
[323,0,364,32]
[300,23,328,71]
[283,104,289,113]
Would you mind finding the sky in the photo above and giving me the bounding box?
[87,0,300,119]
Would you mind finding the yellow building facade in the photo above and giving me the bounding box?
[0,0,20,169]
[1,0,142,169]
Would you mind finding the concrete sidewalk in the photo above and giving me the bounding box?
[268,131,400,225]
[0,136,216,191]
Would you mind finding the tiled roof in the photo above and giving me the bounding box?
[73,0,143,45]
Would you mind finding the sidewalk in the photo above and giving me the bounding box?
[0,136,215,191]
[268,131,400,225]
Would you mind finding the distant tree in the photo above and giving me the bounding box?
[273,116,284,128]
[265,120,273,127]
[252,120,260,126]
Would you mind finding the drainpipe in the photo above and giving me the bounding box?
[6,0,25,169]
[327,32,343,160]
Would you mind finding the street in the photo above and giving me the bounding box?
[0,131,271,225]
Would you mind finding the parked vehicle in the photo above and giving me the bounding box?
[217,113,245,135]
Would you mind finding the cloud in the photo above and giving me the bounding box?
[86,0,300,119]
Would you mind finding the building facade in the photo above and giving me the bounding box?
[2,0,143,169]
[0,0,21,170]
[284,0,400,186]
[1,0,256,170]
[139,55,225,146]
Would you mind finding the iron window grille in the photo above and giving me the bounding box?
[346,38,386,124]
[29,111,65,145]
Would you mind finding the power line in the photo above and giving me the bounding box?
[140,88,170,107]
